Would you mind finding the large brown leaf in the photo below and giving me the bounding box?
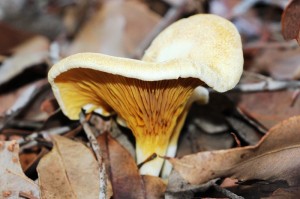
[0,140,40,198]
[282,0,300,44]
[97,133,166,199]
[67,0,160,58]
[170,116,300,186]
[234,90,300,129]
[142,175,166,199]
[37,135,100,199]
[0,36,49,86]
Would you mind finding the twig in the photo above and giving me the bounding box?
[244,40,298,50]
[5,120,43,129]
[1,83,50,132]
[212,183,244,199]
[79,111,107,199]
[290,89,300,107]
[231,132,241,147]
[137,153,157,169]
[19,191,39,199]
[18,126,73,152]
[132,0,188,59]
[18,126,72,145]
[229,79,300,93]
[235,107,268,134]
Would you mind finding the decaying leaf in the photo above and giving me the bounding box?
[37,135,100,199]
[236,90,300,129]
[0,22,34,54]
[0,140,40,198]
[170,116,300,186]
[267,186,300,198]
[166,170,217,199]
[97,133,146,199]
[249,47,300,80]
[0,36,49,86]
[1,79,49,117]
[142,175,166,199]
[67,0,160,57]
[97,133,167,198]
[281,0,300,44]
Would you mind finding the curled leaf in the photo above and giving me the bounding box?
[282,0,300,44]
[170,116,300,186]
[0,140,40,198]
[37,135,100,199]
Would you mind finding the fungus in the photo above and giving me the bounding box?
[48,14,243,176]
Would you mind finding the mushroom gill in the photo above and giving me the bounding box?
[54,68,203,175]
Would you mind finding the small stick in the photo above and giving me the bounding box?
[236,107,268,134]
[137,153,157,169]
[19,191,39,199]
[212,183,244,199]
[79,111,107,199]
[231,132,241,147]
[233,80,300,92]
[132,0,188,59]
[290,89,300,107]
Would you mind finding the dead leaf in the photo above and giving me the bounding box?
[170,116,300,186]
[0,140,40,198]
[0,22,34,54]
[266,186,300,198]
[282,0,300,44]
[0,36,49,86]
[37,135,100,199]
[166,170,217,199]
[0,79,49,116]
[67,0,160,57]
[142,175,166,199]
[40,98,59,116]
[97,133,167,198]
[235,90,300,129]
[249,47,300,80]
[97,133,145,199]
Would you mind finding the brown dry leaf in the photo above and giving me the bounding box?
[37,135,100,199]
[142,175,166,199]
[67,0,160,57]
[282,0,300,44]
[0,36,49,85]
[236,90,300,129]
[0,22,34,54]
[0,140,40,198]
[250,47,300,80]
[0,79,48,115]
[97,133,146,199]
[166,170,217,199]
[170,116,300,186]
[266,186,300,198]
[97,132,166,198]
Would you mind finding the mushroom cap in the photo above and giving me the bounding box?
[143,14,243,93]
[49,14,243,120]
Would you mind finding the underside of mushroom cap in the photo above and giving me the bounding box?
[48,53,206,119]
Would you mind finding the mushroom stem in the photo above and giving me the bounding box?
[161,86,209,178]
[136,141,167,176]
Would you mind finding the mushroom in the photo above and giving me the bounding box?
[48,14,243,176]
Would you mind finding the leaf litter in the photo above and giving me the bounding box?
[0,0,300,198]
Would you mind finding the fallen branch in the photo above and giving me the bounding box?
[212,183,244,199]
[132,0,188,59]
[80,111,107,199]
[233,79,300,92]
